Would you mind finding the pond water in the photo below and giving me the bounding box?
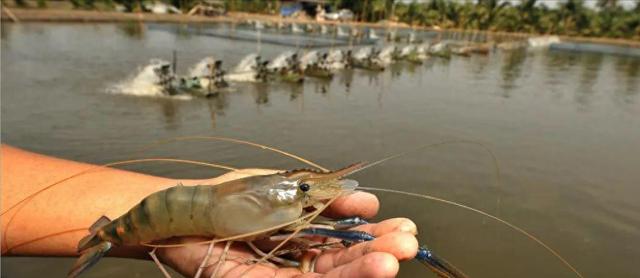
[2,23,639,278]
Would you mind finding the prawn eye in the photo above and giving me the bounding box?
[299,183,310,192]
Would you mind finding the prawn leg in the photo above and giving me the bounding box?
[273,227,469,278]
[149,247,172,278]
[246,242,300,267]
[194,242,215,278]
[210,241,232,278]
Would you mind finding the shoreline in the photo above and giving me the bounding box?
[2,8,639,48]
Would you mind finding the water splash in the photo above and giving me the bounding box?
[267,51,296,72]
[353,47,374,61]
[300,50,319,70]
[325,49,349,70]
[107,59,191,100]
[188,56,217,78]
[378,45,398,65]
[227,53,261,82]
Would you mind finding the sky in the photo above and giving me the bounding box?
[398,0,639,10]
[510,0,638,9]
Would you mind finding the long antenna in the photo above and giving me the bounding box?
[346,140,500,181]
[358,186,584,278]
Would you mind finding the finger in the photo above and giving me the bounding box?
[322,191,379,219]
[313,232,418,273]
[352,217,418,236]
[315,252,399,278]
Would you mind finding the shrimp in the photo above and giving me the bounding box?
[68,163,364,277]
[1,137,583,278]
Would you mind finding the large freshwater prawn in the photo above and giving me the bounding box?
[1,137,584,278]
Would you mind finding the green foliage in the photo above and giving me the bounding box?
[37,0,47,8]
[224,0,278,14]
[56,0,637,39]
[69,0,99,9]
[69,0,82,8]
[388,0,640,39]
[111,0,141,12]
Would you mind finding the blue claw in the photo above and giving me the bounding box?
[333,217,369,229]
[415,246,469,278]
[300,227,375,242]
[298,227,468,277]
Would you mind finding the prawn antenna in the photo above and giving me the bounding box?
[134,136,329,172]
[345,140,500,184]
[358,186,584,278]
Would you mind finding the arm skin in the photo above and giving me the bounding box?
[1,145,419,277]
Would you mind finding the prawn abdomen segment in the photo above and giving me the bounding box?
[104,185,218,244]
[96,174,308,244]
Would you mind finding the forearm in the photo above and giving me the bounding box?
[0,145,178,256]
[1,145,277,258]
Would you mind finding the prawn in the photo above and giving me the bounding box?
[68,163,365,277]
[1,136,583,278]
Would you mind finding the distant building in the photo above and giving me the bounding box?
[279,0,330,18]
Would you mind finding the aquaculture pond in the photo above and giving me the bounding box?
[2,23,639,278]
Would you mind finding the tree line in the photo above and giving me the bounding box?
[10,0,640,39]
[335,0,640,40]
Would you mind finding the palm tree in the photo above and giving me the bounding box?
[352,0,639,39]
[475,0,511,30]
[597,0,618,9]
[558,0,591,35]
[517,0,539,33]
[370,0,387,22]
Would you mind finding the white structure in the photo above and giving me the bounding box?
[368,29,379,40]
[528,36,561,49]
[291,23,304,33]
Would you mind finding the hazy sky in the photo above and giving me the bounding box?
[511,0,638,9]
[399,0,639,10]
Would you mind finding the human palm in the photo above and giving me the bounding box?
[157,170,419,278]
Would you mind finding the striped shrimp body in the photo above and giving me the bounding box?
[69,164,362,277]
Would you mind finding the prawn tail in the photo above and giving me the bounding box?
[77,216,111,252]
[68,216,113,277]
[416,246,469,278]
[77,233,102,253]
[67,241,112,278]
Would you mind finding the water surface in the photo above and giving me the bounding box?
[2,23,639,278]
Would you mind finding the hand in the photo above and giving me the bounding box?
[157,169,419,278]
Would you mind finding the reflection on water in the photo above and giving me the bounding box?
[467,55,490,81]
[338,69,354,93]
[575,54,603,108]
[2,23,640,278]
[614,57,640,102]
[499,49,527,95]
[254,84,270,105]
[116,21,146,39]
[160,98,179,129]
